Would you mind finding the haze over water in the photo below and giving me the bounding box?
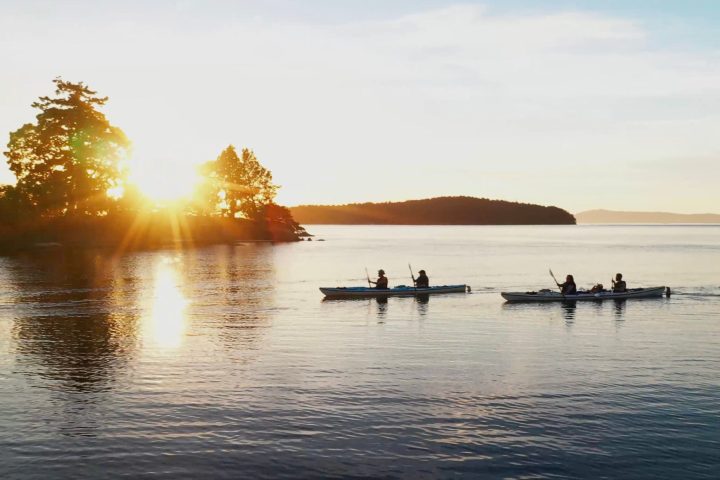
[1,225,719,479]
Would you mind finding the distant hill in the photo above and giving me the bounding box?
[290,196,576,225]
[576,209,720,224]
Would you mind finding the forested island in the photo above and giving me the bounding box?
[290,197,576,225]
[0,79,305,253]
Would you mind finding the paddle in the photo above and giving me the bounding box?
[408,263,416,289]
[365,267,371,288]
[549,268,565,299]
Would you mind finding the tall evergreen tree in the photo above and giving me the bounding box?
[4,78,130,216]
[203,145,278,218]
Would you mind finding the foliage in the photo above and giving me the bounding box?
[3,78,130,217]
[0,185,29,223]
[200,145,278,219]
[260,203,308,236]
[0,79,303,247]
[290,196,577,225]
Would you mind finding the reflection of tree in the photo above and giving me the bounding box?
[9,249,139,393]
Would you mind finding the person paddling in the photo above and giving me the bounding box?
[414,269,429,288]
[612,273,627,293]
[557,274,577,295]
[369,269,389,289]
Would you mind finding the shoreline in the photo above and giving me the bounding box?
[0,213,303,255]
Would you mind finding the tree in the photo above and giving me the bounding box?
[202,145,278,218]
[0,185,29,223]
[4,78,130,216]
[260,203,307,237]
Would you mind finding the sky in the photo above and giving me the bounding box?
[1,0,719,213]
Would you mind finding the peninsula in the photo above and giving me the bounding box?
[290,196,576,225]
[576,210,720,224]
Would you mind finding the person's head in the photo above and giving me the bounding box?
[419,270,426,275]
[378,269,385,276]
[566,274,574,283]
[615,273,623,281]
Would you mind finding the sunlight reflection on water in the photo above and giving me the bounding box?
[143,257,188,350]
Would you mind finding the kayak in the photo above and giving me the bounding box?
[320,285,468,298]
[501,286,669,302]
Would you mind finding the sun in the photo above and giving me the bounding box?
[128,158,201,203]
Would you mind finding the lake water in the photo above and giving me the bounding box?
[1,225,719,479]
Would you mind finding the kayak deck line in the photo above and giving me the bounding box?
[320,285,469,298]
[501,286,669,303]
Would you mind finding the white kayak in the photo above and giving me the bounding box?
[501,286,669,303]
[320,285,468,298]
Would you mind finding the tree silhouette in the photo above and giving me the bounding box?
[202,145,278,218]
[4,78,130,217]
[290,196,577,225]
[0,185,28,223]
[260,203,308,238]
[0,79,303,248]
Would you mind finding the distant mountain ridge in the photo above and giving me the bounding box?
[290,196,575,225]
[576,209,720,224]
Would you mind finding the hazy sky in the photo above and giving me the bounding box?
[1,0,719,213]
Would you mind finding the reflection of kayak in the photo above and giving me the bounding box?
[320,285,468,298]
[501,286,669,302]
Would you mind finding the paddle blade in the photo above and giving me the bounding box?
[548,268,559,285]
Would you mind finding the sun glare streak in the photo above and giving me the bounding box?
[107,185,124,199]
[143,258,189,349]
[128,158,201,202]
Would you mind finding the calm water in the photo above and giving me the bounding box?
[1,225,719,479]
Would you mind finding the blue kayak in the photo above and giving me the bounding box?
[501,286,668,302]
[320,285,468,298]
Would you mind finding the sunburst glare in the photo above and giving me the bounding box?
[129,158,201,202]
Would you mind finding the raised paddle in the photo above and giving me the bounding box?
[549,268,565,298]
[365,267,371,287]
[408,263,416,288]
[549,268,560,289]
